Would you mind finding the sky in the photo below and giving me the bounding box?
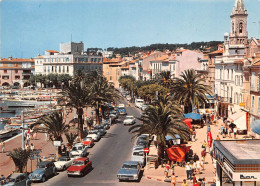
[0,0,259,58]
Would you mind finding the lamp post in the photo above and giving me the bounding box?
[21,111,25,150]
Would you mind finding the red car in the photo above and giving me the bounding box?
[67,157,92,176]
[82,137,95,147]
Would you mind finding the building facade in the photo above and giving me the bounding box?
[35,42,103,76]
[0,57,34,87]
[215,0,248,121]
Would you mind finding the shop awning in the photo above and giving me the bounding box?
[184,113,201,120]
[228,111,247,130]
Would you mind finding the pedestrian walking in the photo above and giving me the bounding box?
[182,179,188,186]
[233,126,237,139]
[192,174,197,185]
[228,127,232,138]
[171,172,176,186]
[216,135,221,140]
[193,153,199,162]
[193,180,199,186]
[33,132,37,140]
[30,143,34,151]
[196,160,202,174]
[164,161,171,178]
[1,140,5,153]
[201,149,207,163]
[185,162,192,180]
[1,174,5,184]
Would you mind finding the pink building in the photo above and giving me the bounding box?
[0,57,34,87]
[175,49,203,77]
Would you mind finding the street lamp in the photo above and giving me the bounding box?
[21,111,25,150]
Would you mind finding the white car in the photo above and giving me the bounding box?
[123,116,136,125]
[131,149,145,167]
[87,133,101,142]
[54,156,74,171]
[69,143,88,158]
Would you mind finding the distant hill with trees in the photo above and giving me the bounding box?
[106,41,222,57]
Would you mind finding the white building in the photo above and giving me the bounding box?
[215,0,248,118]
[35,42,103,76]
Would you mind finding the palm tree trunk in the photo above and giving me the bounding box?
[157,143,165,164]
[77,108,84,140]
[96,108,100,125]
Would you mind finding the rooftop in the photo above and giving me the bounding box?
[214,139,260,165]
[0,58,34,62]
[46,50,59,53]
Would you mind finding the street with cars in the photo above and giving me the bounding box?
[30,99,148,186]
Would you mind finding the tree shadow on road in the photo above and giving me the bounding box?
[102,133,116,139]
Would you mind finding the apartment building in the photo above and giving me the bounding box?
[0,57,34,87]
[34,42,102,76]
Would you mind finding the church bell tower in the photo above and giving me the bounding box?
[229,0,248,45]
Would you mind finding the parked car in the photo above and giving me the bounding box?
[132,145,145,151]
[109,110,119,119]
[54,156,74,171]
[136,140,148,148]
[93,126,107,136]
[117,161,142,182]
[82,137,94,147]
[137,135,149,144]
[69,143,88,158]
[131,149,145,166]
[87,132,101,142]
[141,104,148,111]
[3,173,31,186]
[67,157,92,177]
[101,123,110,130]
[29,161,57,182]
[123,116,136,125]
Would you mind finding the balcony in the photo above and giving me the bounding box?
[218,97,232,104]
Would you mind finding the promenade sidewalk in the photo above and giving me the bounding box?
[143,118,250,185]
[0,106,94,177]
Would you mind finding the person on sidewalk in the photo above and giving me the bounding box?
[193,180,199,186]
[196,160,202,174]
[185,162,192,180]
[233,126,237,139]
[192,174,197,185]
[216,135,221,140]
[201,149,206,165]
[171,172,176,186]
[1,140,5,153]
[193,153,199,162]
[30,143,34,151]
[182,179,189,186]
[164,161,170,178]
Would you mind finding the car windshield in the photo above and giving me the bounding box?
[84,138,92,141]
[122,164,138,169]
[37,165,46,168]
[7,178,16,182]
[126,116,133,119]
[58,157,68,161]
[72,161,84,166]
[78,146,82,150]
[133,152,144,156]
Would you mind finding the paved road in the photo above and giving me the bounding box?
[38,100,147,186]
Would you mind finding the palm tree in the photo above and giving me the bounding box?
[8,148,31,173]
[128,95,190,162]
[35,111,68,156]
[59,75,90,139]
[65,132,77,148]
[172,69,212,113]
[154,71,173,89]
[89,74,120,124]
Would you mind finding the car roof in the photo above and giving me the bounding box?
[37,161,53,166]
[9,173,25,178]
[73,157,89,161]
[59,156,70,159]
[123,161,139,165]
[126,115,134,117]
[74,143,84,146]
